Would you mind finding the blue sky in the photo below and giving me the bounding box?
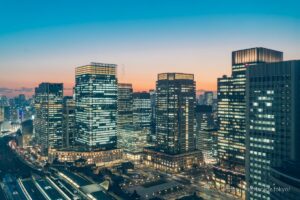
[0,0,300,96]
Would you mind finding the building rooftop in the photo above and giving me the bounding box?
[76,62,117,76]
[127,179,182,199]
[157,73,194,81]
[232,47,283,65]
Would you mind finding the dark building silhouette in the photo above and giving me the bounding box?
[34,83,63,154]
[62,96,76,148]
[214,48,283,198]
[246,60,300,199]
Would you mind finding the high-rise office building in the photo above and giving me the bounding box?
[117,83,133,149]
[0,106,4,122]
[156,73,196,154]
[62,96,76,148]
[0,106,10,122]
[246,60,300,200]
[118,83,133,127]
[196,105,214,131]
[0,96,8,106]
[75,62,118,150]
[149,89,157,144]
[133,92,151,130]
[34,83,63,154]
[119,125,148,154]
[118,91,151,155]
[0,96,10,121]
[8,94,30,122]
[203,91,214,105]
[195,105,216,164]
[214,48,283,198]
[143,73,202,172]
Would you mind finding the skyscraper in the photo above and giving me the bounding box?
[246,60,300,200]
[62,96,76,148]
[0,106,4,122]
[143,73,202,172]
[118,125,149,154]
[202,91,214,106]
[149,89,157,144]
[214,48,283,198]
[75,62,118,150]
[156,73,196,154]
[118,83,133,126]
[34,83,63,154]
[117,83,133,149]
[195,105,216,164]
[0,96,10,122]
[133,92,151,132]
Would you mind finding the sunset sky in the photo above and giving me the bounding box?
[1,0,300,97]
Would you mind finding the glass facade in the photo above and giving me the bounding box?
[214,48,283,198]
[195,105,216,164]
[133,92,151,132]
[62,96,76,148]
[198,91,214,105]
[34,83,63,154]
[149,89,157,144]
[75,62,118,150]
[246,60,300,200]
[0,106,4,122]
[156,73,196,155]
[118,125,148,153]
[117,83,133,149]
[232,47,283,66]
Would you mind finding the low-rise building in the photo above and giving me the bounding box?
[143,147,203,173]
[48,148,123,167]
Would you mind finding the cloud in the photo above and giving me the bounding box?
[15,87,34,93]
[0,87,73,97]
[0,87,34,96]
[0,87,13,94]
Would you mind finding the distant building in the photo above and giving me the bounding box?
[117,83,133,149]
[34,83,63,154]
[48,148,123,167]
[63,96,76,148]
[118,91,151,157]
[75,62,118,150]
[0,106,4,122]
[9,94,31,122]
[214,47,283,198]
[119,125,148,154]
[3,106,11,121]
[246,60,300,199]
[133,92,151,129]
[195,105,214,131]
[198,91,214,106]
[149,89,156,144]
[17,119,33,148]
[195,105,216,164]
[133,92,151,139]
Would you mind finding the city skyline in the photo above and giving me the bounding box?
[1,2,300,200]
[1,1,300,97]
[1,46,299,200]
